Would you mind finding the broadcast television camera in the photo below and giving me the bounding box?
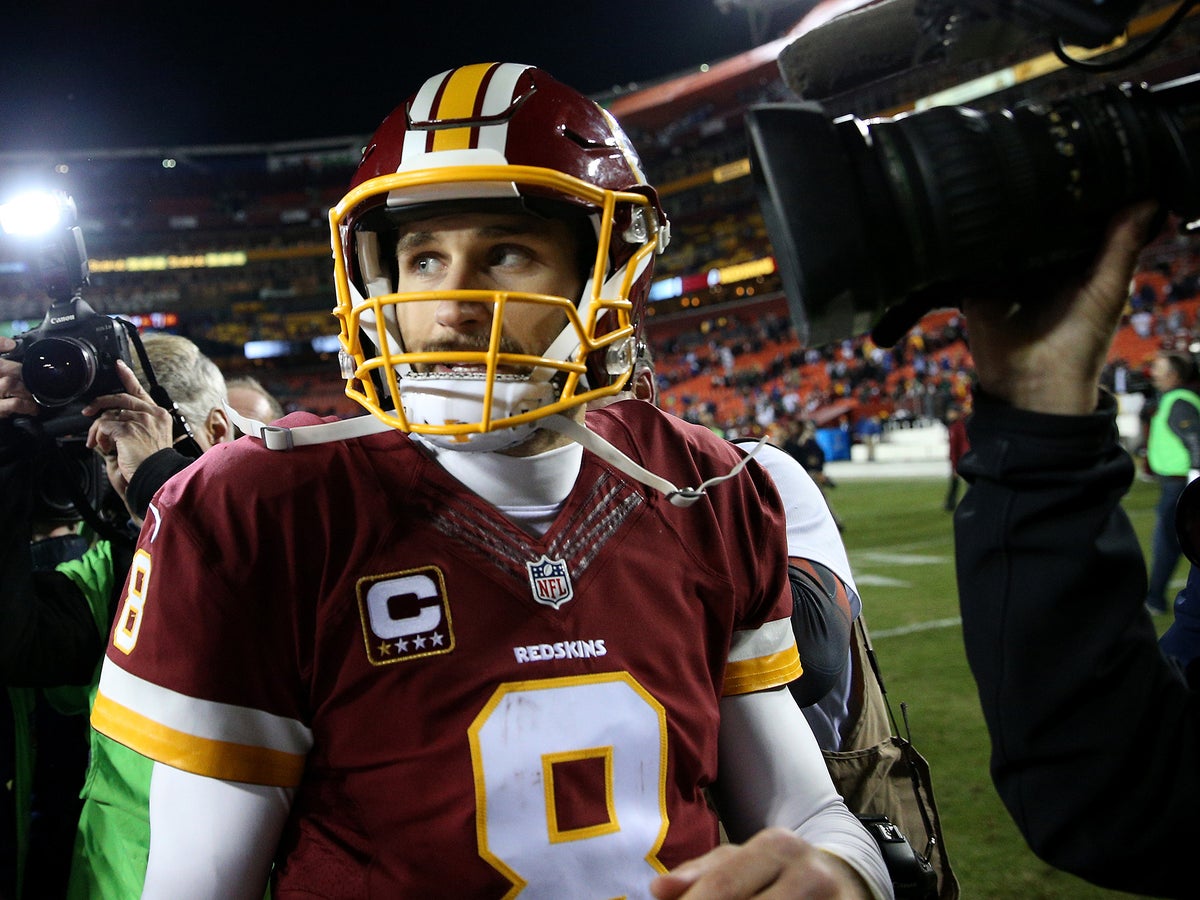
[744,0,1199,348]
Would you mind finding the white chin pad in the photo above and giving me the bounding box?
[401,374,557,452]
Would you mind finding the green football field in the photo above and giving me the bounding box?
[830,472,1170,900]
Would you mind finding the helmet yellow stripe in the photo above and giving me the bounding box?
[431,62,495,152]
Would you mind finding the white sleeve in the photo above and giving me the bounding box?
[142,762,293,899]
[752,443,859,611]
[713,688,893,900]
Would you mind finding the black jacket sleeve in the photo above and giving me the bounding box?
[125,447,194,521]
[955,389,1200,898]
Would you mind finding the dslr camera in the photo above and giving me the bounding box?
[7,295,134,429]
[744,0,1199,349]
[2,191,134,531]
[2,191,133,434]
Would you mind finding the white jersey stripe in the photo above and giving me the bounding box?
[728,616,795,663]
[97,659,313,755]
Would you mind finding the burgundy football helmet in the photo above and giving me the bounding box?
[329,62,670,450]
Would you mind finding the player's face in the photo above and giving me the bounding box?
[392,211,583,370]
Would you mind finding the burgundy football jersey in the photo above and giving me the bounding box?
[93,402,798,898]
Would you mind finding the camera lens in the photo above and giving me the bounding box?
[858,81,1184,291]
[21,337,98,406]
[746,72,1200,349]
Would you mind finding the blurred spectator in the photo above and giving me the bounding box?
[1144,350,1200,614]
[225,374,285,437]
[944,404,970,512]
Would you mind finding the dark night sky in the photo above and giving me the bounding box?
[0,1,814,152]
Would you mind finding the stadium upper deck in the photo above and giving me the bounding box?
[0,0,1196,376]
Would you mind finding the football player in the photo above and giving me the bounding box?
[91,63,892,899]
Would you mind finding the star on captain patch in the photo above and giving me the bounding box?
[527,555,574,609]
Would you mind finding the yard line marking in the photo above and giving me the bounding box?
[855,574,912,588]
[851,538,949,554]
[872,617,962,639]
[853,552,949,566]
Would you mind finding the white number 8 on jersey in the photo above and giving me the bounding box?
[469,673,670,898]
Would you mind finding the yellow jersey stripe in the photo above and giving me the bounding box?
[723,646,803,696]
[92,691,307,787]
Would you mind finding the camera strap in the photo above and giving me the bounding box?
[121,322,203,460]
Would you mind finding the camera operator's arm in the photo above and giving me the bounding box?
[960,202,1159,414]
[954,202,1200,897]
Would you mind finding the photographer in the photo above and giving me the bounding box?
[1,331,232,898]
[952,201,1199,897]
[0,342,102,686]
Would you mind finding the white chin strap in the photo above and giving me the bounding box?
[400,374,556,452]
[223,376,557,454]
[540,414,768,508]
[226,403,765,507]
[223,403,395,450]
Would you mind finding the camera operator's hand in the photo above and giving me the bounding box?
[83,360,173,511]
[0,335,40,419]
[962,201,1161,415]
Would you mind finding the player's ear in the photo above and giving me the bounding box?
[631,359,657,404]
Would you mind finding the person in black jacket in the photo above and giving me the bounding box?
[0,332,229,898]
[953,201,1197,898]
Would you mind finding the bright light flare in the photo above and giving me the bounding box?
[0,191,66,237]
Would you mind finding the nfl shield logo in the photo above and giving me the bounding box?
[526,555,574,609]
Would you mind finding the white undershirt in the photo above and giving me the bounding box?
[415,435,582,536]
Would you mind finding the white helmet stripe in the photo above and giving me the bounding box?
[400,71,446,164]
[476,63,529,155]
[398,63,532,169]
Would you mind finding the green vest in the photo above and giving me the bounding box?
[56,544,271,899]
[1149,388,1200,476]
[41,541,156,900]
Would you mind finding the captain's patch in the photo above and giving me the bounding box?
[358,567,455,665]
